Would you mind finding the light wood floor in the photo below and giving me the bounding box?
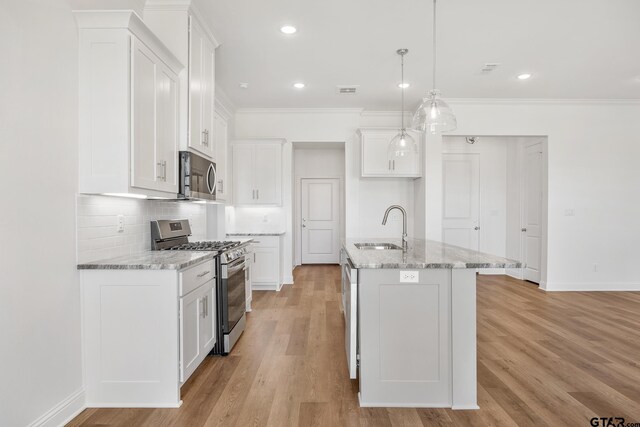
[68,265,640,426]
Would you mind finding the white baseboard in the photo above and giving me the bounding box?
[544,281,640,291]
[358,392,453,408]
[28,388,85,427]
[479,268,505,275]
[283,275,294,285]
[84,401,182,408]
[252,283,281,291]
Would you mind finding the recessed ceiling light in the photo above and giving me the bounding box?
[517,73,532,80]
[239,82,249,89]
[280,25,297,34]
[398,83,410,89]
[293,82,305,89]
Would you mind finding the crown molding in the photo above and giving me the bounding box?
[235,108,364,115]
[447,98,640,106]
[144,0,220,47]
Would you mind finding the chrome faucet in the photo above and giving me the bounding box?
[382,205,408,250]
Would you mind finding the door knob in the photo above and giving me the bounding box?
[521,228,527,232]
[474,226,480,231]
[302,224,306,228]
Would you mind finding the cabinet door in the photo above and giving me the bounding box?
[361,132,396,177]
[180,286,204,383]
[253,144,282,205]
[214,112,228,200]
[232,144,255,205]
[200,36,215,158]
[201,281,216,352]
[188,18,204,154]
[131,39,162,191]
[252,246,279,284]
[155,63,179,193]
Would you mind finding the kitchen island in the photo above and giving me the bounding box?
[341,238,521,409]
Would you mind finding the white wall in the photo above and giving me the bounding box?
[77,195,208,263]
[0,1,84,425]
[439,100,640,291]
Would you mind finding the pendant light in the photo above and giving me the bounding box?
[388,49,418,158]
[412,0,457,134]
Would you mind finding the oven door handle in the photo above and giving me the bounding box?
[227,263,245,276]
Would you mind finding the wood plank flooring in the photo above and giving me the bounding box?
[67,266,640,426]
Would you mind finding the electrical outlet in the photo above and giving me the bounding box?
[262,215,268,223]
[117,215,125,232]
[400,271,419,283]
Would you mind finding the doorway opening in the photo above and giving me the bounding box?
[292,142,346,266]
[442,136,548,286]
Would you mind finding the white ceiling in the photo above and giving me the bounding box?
[197,0,640,109]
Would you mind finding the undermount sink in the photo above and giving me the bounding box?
[354,242,403,250]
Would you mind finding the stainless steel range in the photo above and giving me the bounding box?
[151,219,248,355]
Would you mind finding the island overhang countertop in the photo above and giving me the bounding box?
[343,238,522,269]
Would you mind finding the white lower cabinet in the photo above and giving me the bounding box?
[251,237,282,291]
[180,279,216,383]
[80,258,216,408]
[341,250,358,379]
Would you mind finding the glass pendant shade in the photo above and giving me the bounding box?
[388,129,418,157]
[411,90,457,134]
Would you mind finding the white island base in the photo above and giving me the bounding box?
[356,268,479,409]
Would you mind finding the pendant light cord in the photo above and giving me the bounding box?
[432,0,437,90]
[401,52,405,130]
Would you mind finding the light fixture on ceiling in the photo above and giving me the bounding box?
[280,25,297,34]
[412,0,457,134]
[517,73,532,80]
[239,82,249,89]
[293,82,305,89]
[389,49,418,159]
[398,82,410,89]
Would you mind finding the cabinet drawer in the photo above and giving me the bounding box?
[180,260,215,297]
[249,236,279,247]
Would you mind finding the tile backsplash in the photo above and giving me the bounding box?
[225,206,286,234]
[77,195,207,263]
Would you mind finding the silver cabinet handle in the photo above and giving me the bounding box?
[521,228,527,232]
[163,160,167,181]
[200,298,205,318]
[252,190,255,199]
[256,189,259,199]
[204,295,208,317]
[157,162,164,179]
[197,270,210,278]
[253,253,256,263]
[388,160,391,170]
[392,160,395,170]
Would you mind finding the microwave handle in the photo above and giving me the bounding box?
[206,164,217,195]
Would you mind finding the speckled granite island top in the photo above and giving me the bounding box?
[343,238,522,269]
[77,250,216,271]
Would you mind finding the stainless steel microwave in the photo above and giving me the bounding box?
[178,151,216,201]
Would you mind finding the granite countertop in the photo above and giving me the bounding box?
[343,238,522,269]
[77,250,217,271]
[227,232,286,236]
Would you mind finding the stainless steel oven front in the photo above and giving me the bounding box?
[221,257,246,353]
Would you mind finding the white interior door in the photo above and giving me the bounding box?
[301,178,340,264]
[522,144,543,283]
[442,154,480,251]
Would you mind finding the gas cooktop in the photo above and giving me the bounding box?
[163,241,240,252]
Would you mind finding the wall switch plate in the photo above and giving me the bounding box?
[400,271,419,283]
[564,209,575,216]
[117,215,125,232]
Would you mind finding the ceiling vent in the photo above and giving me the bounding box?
[336,85,359,94]
[480,63,500,73]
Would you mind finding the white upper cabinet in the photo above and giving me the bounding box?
[232,140,284,206]
[188,18,216,158]
[76,11,183,197]
[213,111,229,201]
[144,2,220,161]
[359,129,422,178]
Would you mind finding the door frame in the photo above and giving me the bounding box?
[294,175,344,266]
